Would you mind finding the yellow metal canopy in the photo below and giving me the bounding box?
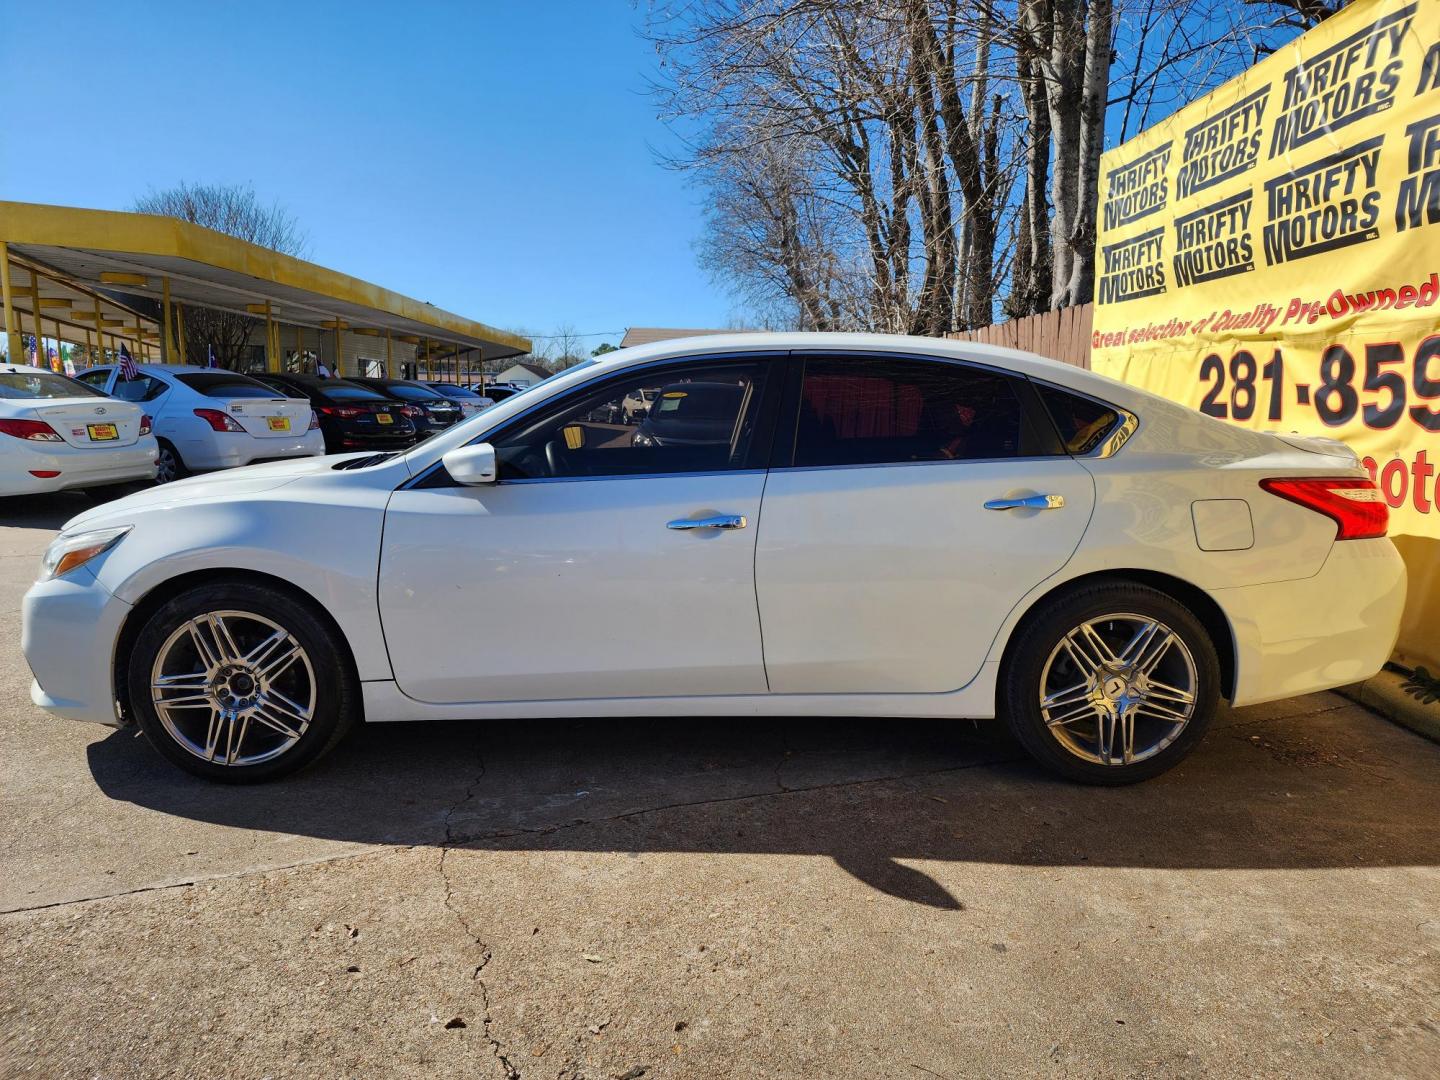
[0,200,529,359]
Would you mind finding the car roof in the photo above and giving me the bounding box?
[1,363,62,374]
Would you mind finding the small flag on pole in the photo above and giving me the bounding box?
[207,344,217,368]
[119,344,139,381]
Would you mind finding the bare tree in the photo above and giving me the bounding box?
[133,182,308,369]
[649,0,1326,327]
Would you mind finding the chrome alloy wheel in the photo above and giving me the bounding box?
[1038,613,1199,766]
[149,610,316,767]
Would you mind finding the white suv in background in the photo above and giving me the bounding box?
[75,365,324,482]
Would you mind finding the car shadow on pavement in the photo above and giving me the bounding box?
[85,701,1440,909]
[2,489,134,530]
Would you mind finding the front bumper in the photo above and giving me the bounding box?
[1217,537,1407,707]
[22,568,132,726]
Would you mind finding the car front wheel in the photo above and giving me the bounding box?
[126,582,357,782]
[1001,582,1220,785]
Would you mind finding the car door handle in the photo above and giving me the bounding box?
[983,494,1065,511]
[666,514,748,530]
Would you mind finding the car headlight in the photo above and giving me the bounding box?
[39,527,131,582]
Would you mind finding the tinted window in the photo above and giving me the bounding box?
[1035,383,1122,455]
[109,374,169,403]
[0,371,107,399]
[492,361,768,480]
[259,379,309,399]
[793,357,1049,467]
[175,372,286,399]
[317,381,390,402]
[76,369,111,388]
[376,383,445,402]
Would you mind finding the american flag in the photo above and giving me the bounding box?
[119,343,139,381]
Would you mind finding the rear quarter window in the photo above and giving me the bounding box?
[1035,384,1122,455]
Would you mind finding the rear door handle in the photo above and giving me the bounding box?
[983,494,1065,511]
[666,514,748,530]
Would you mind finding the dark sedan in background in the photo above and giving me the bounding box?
[350,378,464,437]
[255,374,419,453]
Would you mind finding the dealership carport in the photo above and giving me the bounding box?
[0,201,528,380]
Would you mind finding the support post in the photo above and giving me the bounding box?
[162,277,176,363]
[30,272,44,364]
[0,242,19,362]
[385,328,393,378]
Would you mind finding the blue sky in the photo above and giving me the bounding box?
[1,2,730,347]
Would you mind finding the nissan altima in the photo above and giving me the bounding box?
[22,334,1406,785]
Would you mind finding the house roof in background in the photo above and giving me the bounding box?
[619,326,743,348]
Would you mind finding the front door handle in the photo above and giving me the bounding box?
[666,514,748,530]
[983,494,1065,511]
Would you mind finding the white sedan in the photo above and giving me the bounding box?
[22,334,1406,784]
[1,364,157,496]
[74,364,323,482]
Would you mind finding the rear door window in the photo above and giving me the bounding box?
[791,356,1056,467]
[109,374,169,403]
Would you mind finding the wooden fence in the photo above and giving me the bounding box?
[944,303,1093,368]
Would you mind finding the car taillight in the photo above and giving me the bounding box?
[1259,477,1388,540]
[316,405,362,419]
[308,410,320,430]
[139,414,153,436]
[400,405,423,418]
[193,408,246,433]
[0,418,63,442]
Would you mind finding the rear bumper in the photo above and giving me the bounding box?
[185,430,325,471]
[1216,538,1407,707]
[2,440,157,495]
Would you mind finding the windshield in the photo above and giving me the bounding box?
[432,385,483,399]
[176,372,285,399]
[0,371,107,400]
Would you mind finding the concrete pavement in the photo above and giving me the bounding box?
[2,490,1438,1078]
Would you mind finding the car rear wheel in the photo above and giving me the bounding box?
[126,582,357,782]
[154,440,187,484]
[1001,582,1220,785]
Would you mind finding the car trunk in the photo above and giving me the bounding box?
[220,396,312,438]
[28,399,144,448]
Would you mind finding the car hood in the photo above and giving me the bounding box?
[62,454,357,533]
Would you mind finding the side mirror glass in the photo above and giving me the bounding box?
[443,442,498,485]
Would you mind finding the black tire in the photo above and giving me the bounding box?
[154,440,188,484]
[126,581,358,783]
[1001,581,1221,786]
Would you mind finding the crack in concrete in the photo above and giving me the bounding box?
[438,744,521,1079]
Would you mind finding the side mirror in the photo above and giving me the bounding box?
[443,442,498,485]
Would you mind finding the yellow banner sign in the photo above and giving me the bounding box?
[1092,0,1440,669]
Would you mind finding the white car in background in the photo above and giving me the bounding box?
[23,334,1406,786]
[1,363,157,496]
[75,364,324,482]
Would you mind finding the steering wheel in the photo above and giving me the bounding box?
[544,439,570,478]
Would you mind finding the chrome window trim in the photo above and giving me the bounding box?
[769,454,1075,476]
[496,468,769,486]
